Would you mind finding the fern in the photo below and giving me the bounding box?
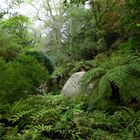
[34,124,53,132]
[81,53,140,108]
[30,107,62,126]
[11,109,33,123]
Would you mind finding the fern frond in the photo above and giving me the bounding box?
[81,68,106,94]
[11,109,33,123]
[89,75,112,108]
[34,124,53,132]
[107,65,130,88]
[130,57,140,72]
[11,100,31,114]
[30,107,61,122]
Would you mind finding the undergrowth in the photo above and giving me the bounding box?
[0,94,140,140]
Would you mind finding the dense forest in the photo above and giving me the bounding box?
[0,0,140,139]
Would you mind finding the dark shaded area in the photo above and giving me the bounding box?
[42,131,64,140]
[25,51,54,74]
[110,82,121,103]
[81,47,98,60]
[104,32,120,49]
[91,123,119,133]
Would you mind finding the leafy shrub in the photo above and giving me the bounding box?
[0,15,32,47]
[25,51,54,74]
[0,55,49,104]
[0,29,19,61]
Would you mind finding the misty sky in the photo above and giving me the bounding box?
[0,0,61,27]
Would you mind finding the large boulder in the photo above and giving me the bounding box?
[61,71,85,96]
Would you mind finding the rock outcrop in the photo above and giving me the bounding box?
[61,71,85,96]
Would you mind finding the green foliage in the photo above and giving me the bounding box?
[81,52,140,109]
[122,0,140,37]
[1,94,140,139]
[62,5,101,61]
[25,51,54,74]
[0,15,32,47]
[0,55,49,104]
[61,0,139,63]
[0,0,140,139]
[0,28,19,61]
